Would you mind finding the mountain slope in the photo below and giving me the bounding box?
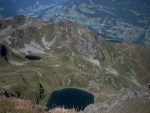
[35,0,150,46]
[107,86,150,113]
[0,15,150,112]
[1,0,150,46]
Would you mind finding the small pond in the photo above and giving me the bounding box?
[25,55,42,60]
[47,88,94,111]
[107,39,123,44]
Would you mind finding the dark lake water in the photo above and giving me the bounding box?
[47,88,94,111]
[25,55,42,60]
[107,39,123,44]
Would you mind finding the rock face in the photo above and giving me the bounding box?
[0,44,8,62]
[0,15,150,112]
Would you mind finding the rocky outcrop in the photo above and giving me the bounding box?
[35,84,45,104]
[0,44,8,62]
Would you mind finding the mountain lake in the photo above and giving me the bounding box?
[47,88,94,111]
[25,55,42,60]
[107,39,123,44]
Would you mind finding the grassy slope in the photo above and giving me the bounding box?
[0,96,77,113]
